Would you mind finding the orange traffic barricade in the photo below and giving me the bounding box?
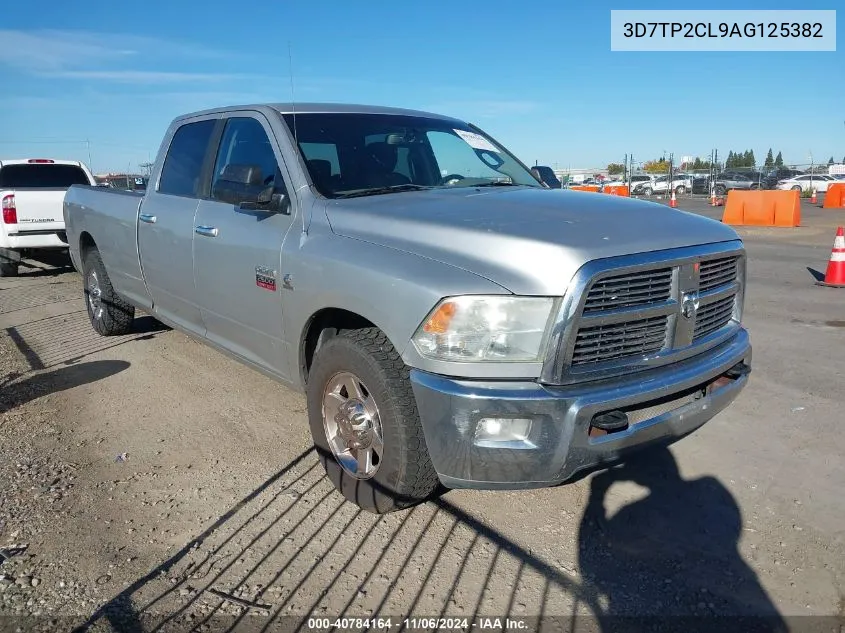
[569,185,601,192]
[823,183,845,209]
[603,186,630,197]
[721,190,800,227]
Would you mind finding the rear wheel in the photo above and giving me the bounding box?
[715,184,726,196]
[82,247,135,336]
[791,185,801,191]
[306,327,440,513]
[643,187,653,196]
[675,185,686,195]
[0,261,18,277]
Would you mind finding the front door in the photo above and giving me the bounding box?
[192,113,297,378]
[138,116,218,335]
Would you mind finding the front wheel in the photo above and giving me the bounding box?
[82,247,135,336]
[306,327,440,513]
[675,185,686,195]
[715,184,726,196]
[643,187,653,196]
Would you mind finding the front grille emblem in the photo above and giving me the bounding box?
[681,291,700,319]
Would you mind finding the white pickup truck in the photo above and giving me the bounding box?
[0,158,97,276]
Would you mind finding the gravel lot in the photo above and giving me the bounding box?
[1,200,844,632]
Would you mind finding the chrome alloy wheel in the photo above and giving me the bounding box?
[322,371,384,480]
[86,270,104,320]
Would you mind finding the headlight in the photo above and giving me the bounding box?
[411,296,558,363]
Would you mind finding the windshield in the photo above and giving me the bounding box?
[280,112,541,198]
[0,164,90,188]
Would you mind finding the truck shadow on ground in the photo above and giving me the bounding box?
[12,250,77,277]
[4,312,167,371]
[70,445,788,633]
[0,359,130,415]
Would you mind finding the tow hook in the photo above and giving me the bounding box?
[725,362,751,380]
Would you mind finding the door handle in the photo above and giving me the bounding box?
[139,214,157,224]
[195,225,219,238]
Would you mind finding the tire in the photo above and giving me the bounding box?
[715,184,726,196]
[791,185,801,191]
[81,247,135,336]
[643,187,653,196]
[306,327,440,514]
[675,185,686,195]
[0,261,18,277]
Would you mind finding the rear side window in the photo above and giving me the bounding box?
[0,164,90,188]
[158,119,216,197]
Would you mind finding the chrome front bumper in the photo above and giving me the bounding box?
[409,328,751,489]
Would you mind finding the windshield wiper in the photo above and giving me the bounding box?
[334,183,434,199]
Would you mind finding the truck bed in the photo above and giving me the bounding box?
[63,185,151,310]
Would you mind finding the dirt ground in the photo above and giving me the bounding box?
[1,200,845,632]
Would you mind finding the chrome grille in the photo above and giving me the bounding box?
[572,315,668,365]
[699,256,739,292]
[582,267,672,313]
[551,244,745,379]
[693,295,735,341]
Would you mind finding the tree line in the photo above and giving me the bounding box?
[606,150,843,176]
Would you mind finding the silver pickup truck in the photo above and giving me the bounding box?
[63,103,752,513]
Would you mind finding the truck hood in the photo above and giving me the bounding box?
[324,186,740,295]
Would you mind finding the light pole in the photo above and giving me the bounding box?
[809,152,814,193]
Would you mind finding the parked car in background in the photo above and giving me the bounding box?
[0,158,97,276]
[62,101,752,514]
[530,165,561,189]
[713,172,760,196]
[762,168,804,190]
[644,174,694,196]
[633,174,694,196]
[776,174,837,193]
[602,174,651,192]
[691,174,712,194]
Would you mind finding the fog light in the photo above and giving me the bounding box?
[474,417,533,443]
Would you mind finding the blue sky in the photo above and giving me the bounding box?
[0,0,841,174]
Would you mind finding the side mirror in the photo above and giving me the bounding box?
[239,189,290,215]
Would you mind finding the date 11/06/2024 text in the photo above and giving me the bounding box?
[307,617,528,631]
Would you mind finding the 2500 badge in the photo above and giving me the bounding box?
[255,266,277,291]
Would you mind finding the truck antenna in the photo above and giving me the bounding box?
[288,41,298,147]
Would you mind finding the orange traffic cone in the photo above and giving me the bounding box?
[710,190,717,206]
[670,191,677,208]
[816,226,845,288]
[810,188,818,204]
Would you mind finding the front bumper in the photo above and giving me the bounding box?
[409,328,751,489]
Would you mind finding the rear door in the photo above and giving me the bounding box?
[0,161,92,233]
[192,112,297,378]
[137,115,219,336]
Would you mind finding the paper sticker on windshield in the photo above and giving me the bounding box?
[454,129,499,152]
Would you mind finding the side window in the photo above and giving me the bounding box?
[158,119,216,197]
[210,117,285,205]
